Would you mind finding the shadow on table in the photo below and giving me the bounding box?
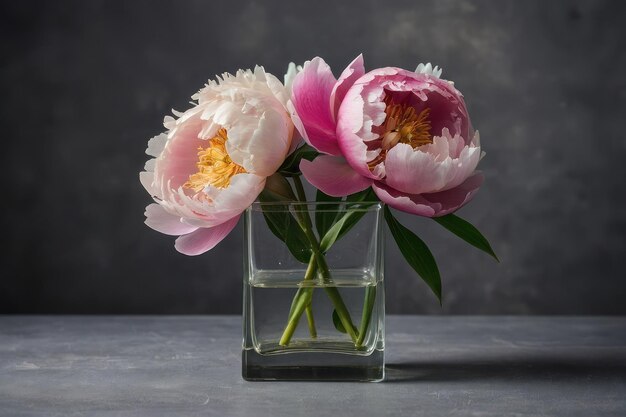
[385,354,626,383]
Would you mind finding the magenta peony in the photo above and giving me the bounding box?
[293,56,483,217]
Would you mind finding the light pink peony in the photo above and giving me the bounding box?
[141,67,295,255]
[292,56,483,217]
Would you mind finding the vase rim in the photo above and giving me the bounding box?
[248,201,383,212]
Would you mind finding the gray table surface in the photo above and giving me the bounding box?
[1,316,625,417]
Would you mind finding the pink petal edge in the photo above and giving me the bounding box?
[330,54,365,120]
[174,215,241,256]
[335,86,381,180]
[290,57,341,156]
[373,173,484,218]
[144,203,198,236]
[300,155,373,197]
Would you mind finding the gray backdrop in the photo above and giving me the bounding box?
[2,0,625,314]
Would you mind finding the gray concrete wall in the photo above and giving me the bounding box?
[1,0,625,314]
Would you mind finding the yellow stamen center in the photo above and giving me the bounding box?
[368,97,433,171]
[381,103,432,149]
[183,128,246,191]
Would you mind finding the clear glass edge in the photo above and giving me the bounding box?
[241,203,386,380]
[248,201,383,212]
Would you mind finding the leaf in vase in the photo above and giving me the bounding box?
[319,188,377,252]
[332,309,347,333]
[315,190,343,239]
[332,309,358,335]
[285,218,313,263]
[258,190,312,263]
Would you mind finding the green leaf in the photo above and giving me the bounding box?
[258,190,290,240]
[259,190,312,263]
[356,285,377,347]
[345,187,376,203]
[288,288,302,319]
[319,188,377,252]
[264,173,297,201]
[332,309,347,334]
[384,206,442,304]
[259,206,288,242]
[338,188,379,241]
[433,214,499,262]
[278,144,319,175]
[285,219,313,263]
[315,190,343,239]
[331,309,359,335]
[320,210,365,253]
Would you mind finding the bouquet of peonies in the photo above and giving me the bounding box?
[141,55,496,345]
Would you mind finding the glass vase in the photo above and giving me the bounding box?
[242,201,385,381]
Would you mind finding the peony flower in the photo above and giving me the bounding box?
[141,66,295,255]
[292,56,483,217]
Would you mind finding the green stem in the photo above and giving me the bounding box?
[324,286,358,342]
[287,256,317,319]
[302,256,317,339]
[279,286,314,346]
[305,303,317,338]
[279,175,360,346]
[290,223,360,345]
[279,254,318,346]
[292,175,308,207]
[290,176,311,228]
[356,286,376,347]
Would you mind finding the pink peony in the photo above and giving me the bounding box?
[292,56,483,217]
[141,67,295,255]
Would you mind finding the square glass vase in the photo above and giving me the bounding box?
[242,201,385,381]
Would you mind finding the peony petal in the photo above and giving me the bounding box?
[286,125,304,156]
[330,54,365,120]
[384,143,442,195]
[283,62,302,96]
[227,107,291,177]
[139,171,159,198]
[373,182,437,217]
[337,67,474,182]
[415,63,442,78]
[143,66,297,248]
[290,57,341,155]
[144,203,198,236]
[174,215,240,256]
[300,156,373,197]
[264,70,291,108]
[384,135,481,195]
[336,83,382,180]
[144,159,156,172]
[287,99,308,155]
[411,74,472,143]
[155,116,206,190]
[146,133,168,157]
[176,173,265,229]
[373,173,483,218]
[206,173,265,216]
